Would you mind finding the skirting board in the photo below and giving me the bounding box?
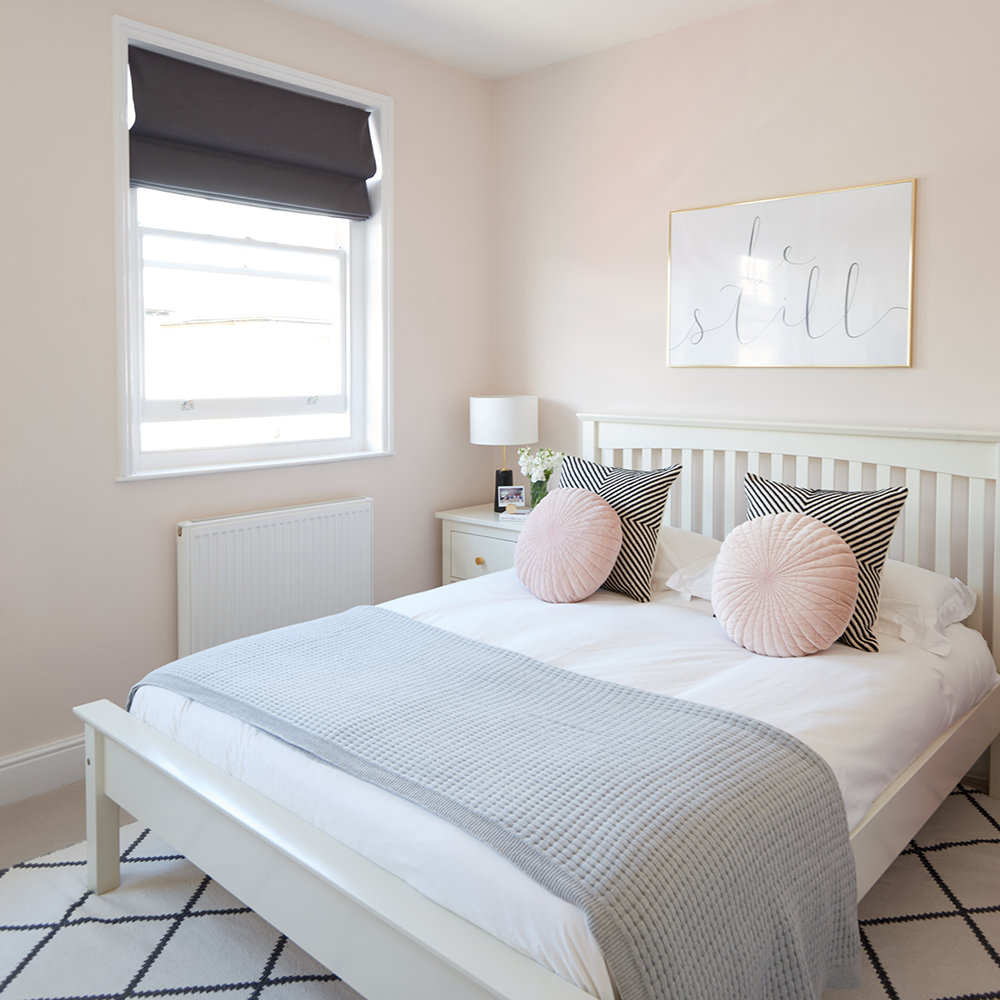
[0,734,86,808]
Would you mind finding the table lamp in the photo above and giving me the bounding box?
[470,396,538,512]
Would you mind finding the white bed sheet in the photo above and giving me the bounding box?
[129,569,997,999]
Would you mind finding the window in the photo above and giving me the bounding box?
[114,19,392,478]
[137,189,351,452]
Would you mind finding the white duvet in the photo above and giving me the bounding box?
[129,570,998,999]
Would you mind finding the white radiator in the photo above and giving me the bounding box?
[177,497,373,657]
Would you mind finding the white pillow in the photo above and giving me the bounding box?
[876,559,976,656]
[663,545,978,654]
[666,556,716,601]
[651,525,722,591]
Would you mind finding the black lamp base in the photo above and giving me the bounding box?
[493,469,513,512]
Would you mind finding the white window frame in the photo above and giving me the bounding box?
[112,16,393,480]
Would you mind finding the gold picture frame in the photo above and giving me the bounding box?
[667,179,915,367]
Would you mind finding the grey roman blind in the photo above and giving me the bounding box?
[128,46,377,220]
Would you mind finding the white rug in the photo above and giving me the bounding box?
[0,824,362,1000]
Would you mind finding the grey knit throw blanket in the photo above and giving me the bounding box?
[130,605,861,1000]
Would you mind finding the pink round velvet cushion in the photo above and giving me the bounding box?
[712,511,859,657]
[515,488,623,604]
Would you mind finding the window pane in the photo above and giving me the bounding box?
[136,188,349,250]
[143,234,335,278]
[141,413,349,452]
[142,252,342,401]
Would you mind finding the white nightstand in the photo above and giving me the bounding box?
[435,504,528,585]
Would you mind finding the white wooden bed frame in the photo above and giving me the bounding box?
[75,415,1000,1000]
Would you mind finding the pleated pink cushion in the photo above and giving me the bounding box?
[712,512,860,657]
[515,488,623,604]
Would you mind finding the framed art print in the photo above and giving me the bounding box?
[668,179,915,367]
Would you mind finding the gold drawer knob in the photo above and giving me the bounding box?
[475,557,485,566]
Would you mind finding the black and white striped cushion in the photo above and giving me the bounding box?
[560,455,682,602]
[744,473,907,652]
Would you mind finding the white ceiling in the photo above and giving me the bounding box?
[266,0,772,79]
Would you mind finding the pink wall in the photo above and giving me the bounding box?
[0,0,499,759]
[494,0,1000,454]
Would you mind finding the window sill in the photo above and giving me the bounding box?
[116,447,394,481]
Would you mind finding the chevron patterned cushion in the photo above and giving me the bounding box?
[744,473,907,652]
[559,455,682,602]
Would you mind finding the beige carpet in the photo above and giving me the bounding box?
[0,781,135,871]
[1,787,998,1000]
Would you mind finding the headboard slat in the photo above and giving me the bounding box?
[968,478,987,636]
[904,468,922,566]
[848,461,864,493]
[703,451,715,537]
[724,452,738,536]
[680,449,694,532]
[821,457,836,490]
[935,474,954,577]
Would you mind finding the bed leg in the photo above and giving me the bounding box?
[84,725,121,893]
[990,737,1000,800]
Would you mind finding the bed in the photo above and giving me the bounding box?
[75,415,1000,1000]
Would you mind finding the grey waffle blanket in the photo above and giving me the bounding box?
[130,605,861,1000]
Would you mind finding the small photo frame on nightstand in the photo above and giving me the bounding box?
[498,485,527,508]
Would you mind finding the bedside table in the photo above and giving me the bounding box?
[435,504,529,585]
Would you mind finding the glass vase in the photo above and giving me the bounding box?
[531,480,548,508]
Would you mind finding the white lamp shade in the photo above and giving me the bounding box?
[470,396,538,446]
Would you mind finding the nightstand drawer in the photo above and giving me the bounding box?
[450,530,517,580]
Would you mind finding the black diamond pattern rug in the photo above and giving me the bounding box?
[824,784,1000,999]
[0,825,362,1000]
[2,788,999,1000]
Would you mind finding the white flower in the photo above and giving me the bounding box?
[518,447,565,483]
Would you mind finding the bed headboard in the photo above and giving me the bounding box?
[578,414,1000,654]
